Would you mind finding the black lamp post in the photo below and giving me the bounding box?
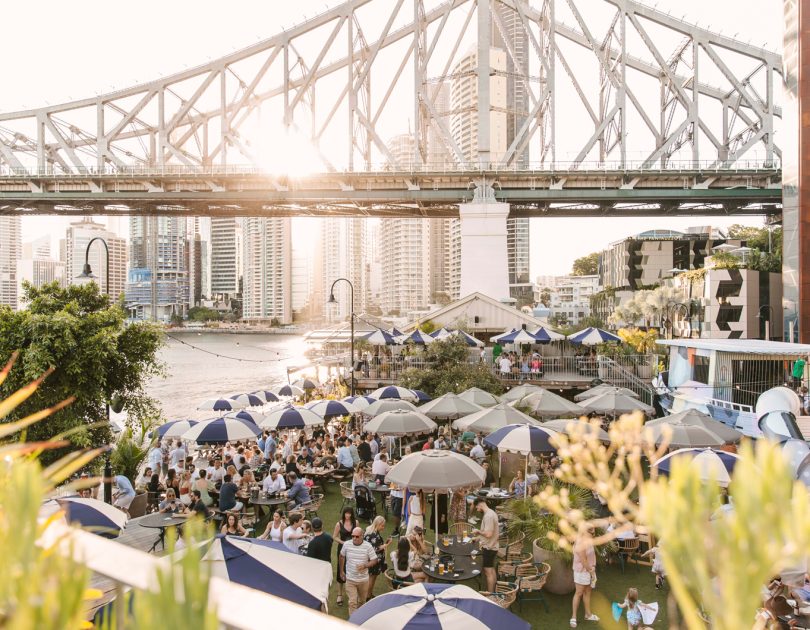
[757,304,774,341]
[327,278,355,396]
[75,237,114,503]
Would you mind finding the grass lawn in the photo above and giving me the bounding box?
[289,479,670,628]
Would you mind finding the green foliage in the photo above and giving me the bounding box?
[187,306,222,322]
[110,428,149,483]
[419,319,436,334]
[0,282,165,464]
[547,313,568,327]
[270,317,281,327]
[617,328,658,354]
[710,251,741,270]
[398,337,503,397]
[538,287,552,307]
[571,252,599,276]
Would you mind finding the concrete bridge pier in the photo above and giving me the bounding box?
[459,184,510,301]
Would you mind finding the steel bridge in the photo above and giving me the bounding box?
[0,0,782,218]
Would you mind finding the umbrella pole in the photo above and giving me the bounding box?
[435,491,439,536]
[525,455,529,503]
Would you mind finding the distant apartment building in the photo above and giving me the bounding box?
[126,216,189,321]
[64,218,127,300]
[241,217,292,322]
[209,217,240,301]
[319,217,367,323]
[534,274,600,326]
[17,237,65,307]
[599,227,742,291]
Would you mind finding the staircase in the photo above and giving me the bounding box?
[596,356,657,406]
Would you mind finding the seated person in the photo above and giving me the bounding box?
[286,472,311,507]
[221,512,247,536]
[218,474,243,512]
[262,468,287,494]
[352,463,369,491]
[509,470,527,498]
[135,467,153,490]
[371,454,391,484]
[159,488,187,514]
[190,489,210,518]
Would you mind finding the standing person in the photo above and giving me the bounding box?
[794,357,807,390]
[570,527,599,627]
[148,444,163,479]
[332,507,358,607]
[305,517,333,563]
[339,527,378,615]
[449,487,468,524]
[363,516,390,599]
[358,433,372,464]
[498,353,512,375]
[471,497,499,593]
[390,484,404,532]
[282,513,308,553]
[264,430,277,460]
[640,540,665,589]
[405,489,425,535]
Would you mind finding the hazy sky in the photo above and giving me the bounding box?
[3,0,783,276]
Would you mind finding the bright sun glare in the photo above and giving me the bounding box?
[257,129,323,177]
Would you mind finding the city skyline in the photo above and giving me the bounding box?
[4,0,780,277]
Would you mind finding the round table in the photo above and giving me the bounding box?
[368,483,391,515]
[139,513,189,552]
[421,553,482,583]
[436,535,480,557]
[250,495,289,518]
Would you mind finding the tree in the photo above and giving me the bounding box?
[0,282,165,462]
[187,306,222,322]
[571,252,599,276]
[398,337,503,397]
[539,287,552,306]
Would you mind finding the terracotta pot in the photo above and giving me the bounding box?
[533,537,574,595]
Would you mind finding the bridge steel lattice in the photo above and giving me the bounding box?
[0,0,782,218]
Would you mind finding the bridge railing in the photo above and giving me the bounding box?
[0,159,781,179]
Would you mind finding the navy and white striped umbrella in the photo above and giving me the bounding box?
[259,405,324,430]
[151,419,198,439]
[293,377,320,390]
[229,410,266,424]
[653,447,741,486]
[446,329,484,347]
[489,328,541,344]
[251,390,281,403]
[484,423,558,455]
[389,327,405,337]
[343,395,377,410]
[229,393,265,407]
[399,329,436,345]
[350,582,530,630]
[410,389,432,403]
[56,497,128,538]
[566,327,622,345]
[273,384,305,398]
[529,326,565,343]
[198,397,248,412]
[363,328,399,346]
[203,535,332,610]
[306,399,359,419]
[370,386,419,402]
[181,417,261,444]
[429,327,453,339]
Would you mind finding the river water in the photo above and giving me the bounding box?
[146,332,313,420]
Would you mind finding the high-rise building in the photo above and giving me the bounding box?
[209,217,240,301]
[126,216,189,321]
[17,235,63,308]
[291,219,317,320]
[186,217,209,307]
[65,218,127,300]
[320,218,367,322]
[242,217,292,322]
[449,27,531,301]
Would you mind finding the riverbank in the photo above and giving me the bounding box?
[166,325,304,335]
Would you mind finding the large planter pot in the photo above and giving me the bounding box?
[533,537,574,595]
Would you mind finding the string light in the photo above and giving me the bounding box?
[165,333,291,364]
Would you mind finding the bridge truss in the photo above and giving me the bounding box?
[0,0,782,217]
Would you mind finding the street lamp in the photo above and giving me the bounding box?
[327,278,355,396]
[75,236,114,503]
[757,304,774,341]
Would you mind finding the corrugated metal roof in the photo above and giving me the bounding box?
[657,338,810,356]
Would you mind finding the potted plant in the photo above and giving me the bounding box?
[505,482,596,595]
[110,428,149,483]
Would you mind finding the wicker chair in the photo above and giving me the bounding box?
[449,522,472,538]
[498,531,526,561]
[303,493,324,520]
[383,567,415,590]
[479,581,518,609]
[497,552,533,580]
[514,562,551,612]
[339,482,355,510]
[617,537,640,573]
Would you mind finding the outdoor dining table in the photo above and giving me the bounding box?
[250,494,289,519]
[139,512,189,553]
[468,488,514,508]
[436,534,480,557]
[367,482,391,515]
[421,552,482,584]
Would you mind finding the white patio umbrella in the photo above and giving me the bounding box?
[182,417,262,443]
[370,386,420,402]
[386,450,485,535]
[364,409,437,438]
[541,419,610,442]
[452,402,540,433]
[458,387,500,408]
[578,391,655,417]
[198,397,248,412]
[418,393,482,420]
[643,409,743,448]
[518,389,585,418]
[259,405,324,430]
[363,399,418,418]
[500,383,545,403]
[483,423,559,501]
[574,384,640,401]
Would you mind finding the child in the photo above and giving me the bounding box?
[618,588,644,629]
[641,541,665,589]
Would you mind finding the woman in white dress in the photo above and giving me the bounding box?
[405,489,425,535]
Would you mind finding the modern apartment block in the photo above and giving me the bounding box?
[17,236,64,307]
[320,217,367,323]
[64,218,127,300]
[599,227,741,290]
[126,216,189,321]
[241,217,292,322]
[533,274,601,326]
[209,217,241,301]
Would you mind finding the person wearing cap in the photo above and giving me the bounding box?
[305,517,333,563]
[472,497,499,592]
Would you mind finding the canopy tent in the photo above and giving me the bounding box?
[458,387,500,408]
[490,328,542,344]
[566,327,622,346]
[202,535,332,610]
[446,329,484,347]
[398,330,436,345]
[529,326,565,342]
[452,402,540,434]
[643,409,743,448]
[350,583,530,630]
[363,329,399,346]
[518,389,585,419]
[418,393,482,420]
[429,327,453,339]
[182,417,261,444]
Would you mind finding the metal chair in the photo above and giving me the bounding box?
[513,562,550,612]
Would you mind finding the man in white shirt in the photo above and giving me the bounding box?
[208,460,225,484]
[148,445,163,476]
[282,513,308,553]
[369,436,379,458]
[470,443,486,463]
[498,356,512,374]
[261,468,286,494]
[371,453,391,482]
[169,441,186,469]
